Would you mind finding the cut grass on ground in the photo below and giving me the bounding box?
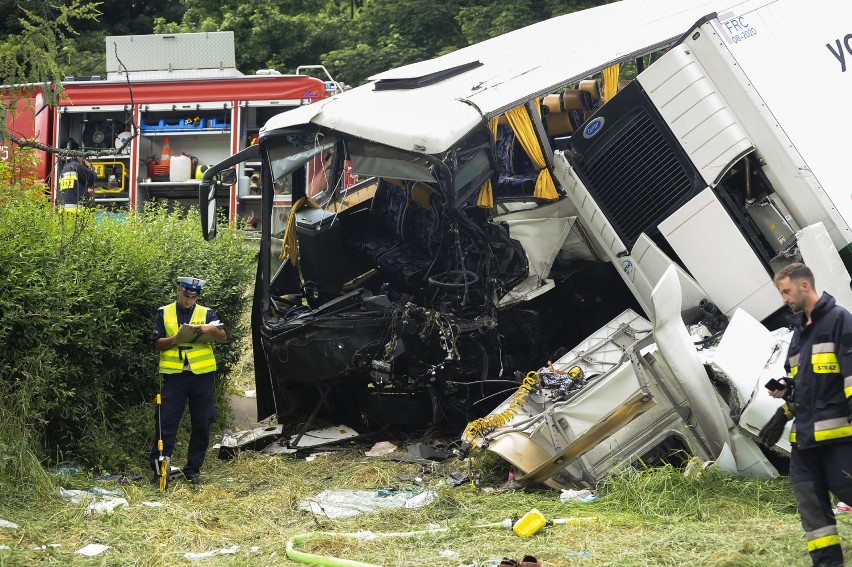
[0,445,831,566]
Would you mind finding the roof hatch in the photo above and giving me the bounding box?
[373,61,482,91]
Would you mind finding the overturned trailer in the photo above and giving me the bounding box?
[200,0,852,482]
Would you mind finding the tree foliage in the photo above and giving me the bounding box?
[1,0,613,89]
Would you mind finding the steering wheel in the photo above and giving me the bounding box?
[427,270,480,289]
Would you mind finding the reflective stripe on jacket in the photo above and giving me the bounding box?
[785,293,852,448]
[158,303,217,374]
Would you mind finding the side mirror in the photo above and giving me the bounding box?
[220,168,237,186]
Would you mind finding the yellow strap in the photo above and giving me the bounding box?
[504,104,558,201]
[280,197,321,264]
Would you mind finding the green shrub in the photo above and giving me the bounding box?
[0,184,254,489]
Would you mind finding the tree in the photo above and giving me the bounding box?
[1,0,102,157]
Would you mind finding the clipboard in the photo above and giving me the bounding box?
[172,321,224,344]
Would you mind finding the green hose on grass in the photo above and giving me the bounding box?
[284,517,597,566]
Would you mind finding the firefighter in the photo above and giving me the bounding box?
[759,262,852,567]
[57,149,95,208]
[149,276,227,486]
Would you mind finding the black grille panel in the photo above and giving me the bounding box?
[577,106,697,248]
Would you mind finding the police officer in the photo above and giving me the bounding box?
[760,262,852,567]
[150,277,226,486]
[57,155,95,208]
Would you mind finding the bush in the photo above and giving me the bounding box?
[0,172,254,491]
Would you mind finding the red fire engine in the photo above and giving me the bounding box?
[1,31,338,225]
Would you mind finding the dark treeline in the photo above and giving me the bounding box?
[2,0,611,88]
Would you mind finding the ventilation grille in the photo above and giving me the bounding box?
[579,107,695,247]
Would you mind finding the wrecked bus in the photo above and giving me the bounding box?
[200,0,852,483]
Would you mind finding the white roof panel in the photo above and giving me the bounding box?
[265,0,759,154]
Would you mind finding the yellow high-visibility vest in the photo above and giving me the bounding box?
[158,303,217,374]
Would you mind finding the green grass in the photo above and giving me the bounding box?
[0,446,829,566]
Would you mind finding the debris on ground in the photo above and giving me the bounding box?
[0,520,19,529]
[405,442,451,461]
[58,487,128,515]
[75,543,109,556]
[559,489,596,503]
[184,545,239,561]
[365,441,397,457]
[298,488,436,518]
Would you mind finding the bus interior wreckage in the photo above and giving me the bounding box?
[201,0,852,487]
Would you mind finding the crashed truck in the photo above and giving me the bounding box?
[200,0,852,484]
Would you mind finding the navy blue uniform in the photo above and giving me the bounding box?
[149,303,220,478]
[784,292,852,566]
[57,159,95,206]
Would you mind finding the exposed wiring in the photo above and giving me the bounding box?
[463,371,538,442]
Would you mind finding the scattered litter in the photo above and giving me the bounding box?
[185,550,218,560]
[184,545,241,560]
[139,501,164,507]
[89,487,123,496]
[219,425,283,459]
[33,544,61,551]
[0,519,19,529]
[365,441,397,457]
[50,461,83,476]
[560,489,597,503]
[289,425,359,449]
[95,474,143,484]
[833,502,852,514]
[405,442,450,461]
[427,523,442,530]
[0,545,9,550]
[563,551,592,559]
[244,389,256,398]
[250,546,260,553]
[298,488,435,518]
[439,549,460,559]
[260,443,296,456]
[75,543,109,557]
[446,472,469,487]
[305,452,333,462]
[353,531,380,541]
[404,490,436,509]
[58,487,128,515]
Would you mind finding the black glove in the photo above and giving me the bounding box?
[780,378,795,403]
[758,407,788,446]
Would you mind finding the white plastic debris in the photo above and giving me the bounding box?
[86,497,128,515]
[0,519,19,529]
[0,545,9,550]
[299,489,435,518]
[365,441,397,457]
[58,486,127,515]
[184,545,240,560]
[439,549,460,559]
[185,550,218,560]
[75,543,109,556]
[250,546,261,553]
[560,489,597,503]
[353,531,380,541]
[404,490,436,509]
[138,501,164,507]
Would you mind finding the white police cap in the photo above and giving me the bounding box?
[177,276,206,296]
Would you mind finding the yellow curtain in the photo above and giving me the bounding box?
[504,103,558,201]
[602,63,620,103]
[476,117,500,208]
[280,196,320,264]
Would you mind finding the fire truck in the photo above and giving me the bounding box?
[1,31,337,227]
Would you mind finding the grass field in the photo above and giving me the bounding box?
[0,438,837,566]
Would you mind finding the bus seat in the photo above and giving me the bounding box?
[349,177,408,261]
